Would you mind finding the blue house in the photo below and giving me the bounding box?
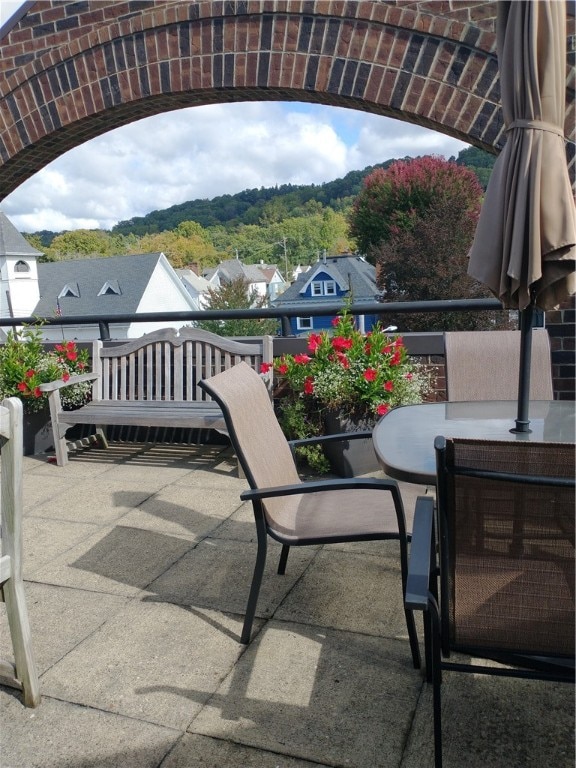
[272,253,379,335]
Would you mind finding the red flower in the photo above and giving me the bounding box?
[384,380,394,392]
[55,344,65,352]
[331,317,340,327]
[332,336,353,352]
[336,352,350,369]
[260,362,272,374]
[62,372,70,382]
[78,362,86,370]
[33,387,42,398]
[66,351,78,361]
[390,351,402,366]
[17,381,28,392]
[25,369,35,378]
[294,354,311,364]
[376,403,390,416]
[363,368,378,382]
[277,363,288,375]
[405,372,413,381]
[303,376,314,395]
[382,344,393,354]
[308,333,322,352]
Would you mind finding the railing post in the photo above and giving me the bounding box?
[98,321,110,341]
[280,316,292,337]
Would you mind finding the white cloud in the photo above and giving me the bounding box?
[2,102,469,232]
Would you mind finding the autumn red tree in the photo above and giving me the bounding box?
[348,156,508,331]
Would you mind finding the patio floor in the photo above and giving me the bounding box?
[1,440,573,768]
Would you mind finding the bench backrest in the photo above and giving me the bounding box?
[90,328,273,402]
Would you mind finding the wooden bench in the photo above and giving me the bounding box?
[40,328,274,466]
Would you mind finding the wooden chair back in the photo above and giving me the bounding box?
[0,397,40,706]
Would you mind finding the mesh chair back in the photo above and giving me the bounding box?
[436,438,575,659]
[200,362,302,523]
[444,330,553,401]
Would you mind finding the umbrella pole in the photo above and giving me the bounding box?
[511,303,535,434]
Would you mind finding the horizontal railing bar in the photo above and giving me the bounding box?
[0,298,504,328]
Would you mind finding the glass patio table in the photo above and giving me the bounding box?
[372,400,575,485]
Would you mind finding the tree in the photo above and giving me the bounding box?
[46,229,122,259]
[348,155,483,257]
[349,155,510,331]
[373,196,512,331]
[195,277,279,337]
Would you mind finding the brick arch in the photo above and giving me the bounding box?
[0,0,503,199]
[0,0,573,198]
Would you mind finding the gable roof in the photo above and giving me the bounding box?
[203,259,279,285]
[34,253,169,317]
[0,210,43,258]
[273,255,378,306]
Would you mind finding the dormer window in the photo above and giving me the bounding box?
[98,280,121,296]
[58,283,80,298]
[311,280,337,297]
[14,260,30,273]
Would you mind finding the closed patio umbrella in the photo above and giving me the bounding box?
[468,0,575,432]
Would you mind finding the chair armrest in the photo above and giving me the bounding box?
[289,430,372,449]
[405,495,435,611]
[39,372,98,392]
[240,475,400,502]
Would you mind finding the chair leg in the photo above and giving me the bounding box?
[241,520,268,644]
[429,605,443,768]
[3,577,41,707]
[277,544,290,575]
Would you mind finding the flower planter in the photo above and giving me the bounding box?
[23,409,54,456]
[322,411,380,478]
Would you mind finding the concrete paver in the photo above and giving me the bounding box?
[1,442,573,768]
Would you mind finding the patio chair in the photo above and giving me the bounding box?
[444,329,553,401]
[406,437,575,768]
[0,398,41,707]
[199,362,420,667]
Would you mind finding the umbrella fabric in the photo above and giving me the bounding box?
[468,0,575,311]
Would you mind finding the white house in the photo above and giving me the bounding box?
[0,211,203,341]
[176,268,211,309]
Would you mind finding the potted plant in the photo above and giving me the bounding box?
[263,307,431,476]
[0,325,91,454]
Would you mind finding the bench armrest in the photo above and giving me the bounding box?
[405,495,435,611]
[39,372,98,393]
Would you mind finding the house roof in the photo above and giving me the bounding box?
[273,254,378,306]
[203,259,279,285]
[0,210,43,258]
[177,268,211,294]
[34,252,171,317]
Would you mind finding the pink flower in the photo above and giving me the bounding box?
[363,368,378,382]
[303,376,314,395]
[308,333,322,352]
[384,380,394,392]
[336,352,350,369]
[260,362,272,374]
[294,354,311,365]
[62,372,70,382]
[376,403,390,416]
[332,336,353,352]
[405,372,413,381]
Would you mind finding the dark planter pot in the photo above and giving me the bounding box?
[23,408,54,456]
[322,410,380,478]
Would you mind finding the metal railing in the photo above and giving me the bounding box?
[1,297,506,340]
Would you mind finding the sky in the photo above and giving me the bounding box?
[1,2,469,234]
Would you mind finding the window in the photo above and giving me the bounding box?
[311,280,337,296]
[324,280,337,295]
[98,280,121,296]
[58,283,80,298]
[311,282,323,296]
[297,317,313,330]
[14,260,30,273]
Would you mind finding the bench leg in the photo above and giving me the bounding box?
[51,427,69,467]
[95,426,109,449]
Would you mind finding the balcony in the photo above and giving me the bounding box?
[1,440,573,767]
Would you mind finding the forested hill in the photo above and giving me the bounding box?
[111,147,494,237]
[111,161,393,236]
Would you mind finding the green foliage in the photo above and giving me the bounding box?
[46,229,123,260]
[274,397,330,474]
[195,277,279,337]
[0,325,91,413]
